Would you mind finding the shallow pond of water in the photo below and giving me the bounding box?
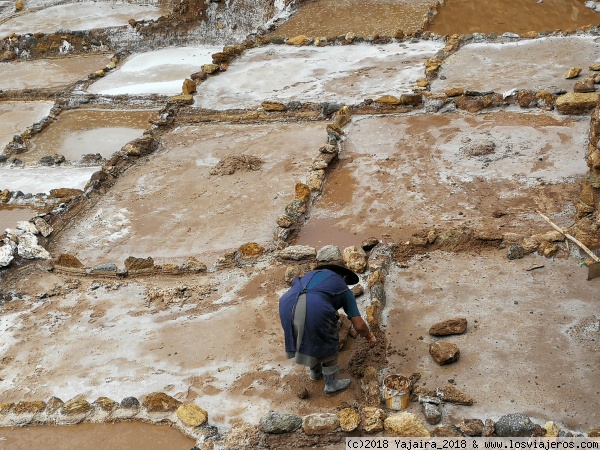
[427,0,600,35]
[0,101,54,149]
[0,166,97,194]
[0,422,195,450]
[25,109,156,163]
[272,0,436,37]
[0,204,39,232]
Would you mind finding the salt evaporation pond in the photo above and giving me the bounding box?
[0,101,54,149]
[0,55,113,91]
[0,167,97,194]
[0,2,168,36]
[0,422,195,450]
[87,46,221,96]
[0,204,40,232]
[25,109,156,163]
[193,42,444,109]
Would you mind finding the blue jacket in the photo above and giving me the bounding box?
[279,269,354,359]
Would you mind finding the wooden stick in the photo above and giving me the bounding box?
[537,211,600,262]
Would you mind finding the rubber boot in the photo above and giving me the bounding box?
[310,363,323,381]
[322,364,351,396]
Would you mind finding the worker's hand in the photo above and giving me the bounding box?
[366,332,377,345]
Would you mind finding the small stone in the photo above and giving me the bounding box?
[555,93,600,114]
[361,237,379,252]
[495,413,536,437]
[33,217,53,237]
[565,67,582,79]
[588,429,600,437]
[49,188,82,199]
[13,401,46,414]
[343,245,367,273]
[46,397,64,414]
[433,424,465,437]
[93,397,119,412]
[143,392,181,412]
[361,407,387,433]
[544,421,560,437]
[296,387,309,399]
[177,404,208,427]
[308,169,326,191]
[284,265,301,283]
[182,78,197,95]
[429,341,460,365]
[238,242,264,258]
[169,94,194,105]
[446,88,465,97]
[574,77,597,93]
[124,256,154,271]
[61,396,92,415]
[260,410,302,433]
[279,245,316,260]
[429,318,467,336]
[276,214,294,228]
[384,412,431,437]
[422,402,442,425]
[436,385,473,405]
[459,418,485,436]
[261,101,287,111]
[0,403,14,413]
[302,413,339,435]
[201,64,220,74]
[351,284,364,297]
[483,419,496,437]
[590,64,600,71]
[375,95,401,105]
[316,245,342,262]
[120,397,140,409]
[294,183,311,202]
[507,245,525,260]
[286,35,311,46]
[339,408,360,431]
[54,253,84,268]
[184,257,207,272]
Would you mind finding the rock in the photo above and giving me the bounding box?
[0,189,11,202]
[13,401,46,414]
[339,408,360,432]
[93,397,119,412]
[422,402,442,425]
[285,199,308,219]
[201,64,220,74]
[591,64,600,71]
[15,0,23,11]
[459,418,485,436]
[49,188,83,199]
[569,217,600,249]
[169,94,194,105]
[0,244,15,267]
[222,423,261,448]
[322,102,342,116]
[518,90,536,108]
[294,183,311,202]
[483,419,496,437]
[120,397,140,409]
[574,77,597,93]
[352,284,364,297]
[17,232,51,260]
[61,396,92,415]
[177,404,208,427]
[361,237,379,252]
[588,429,600,437]
[375,95,401,105]
[302,413,339,435]
[433,424,465,437]
[55,253,83,268]
[286,35,311,46]
[308,169,326,191]
[400,94,423,106]
[316,245,342,262]
[276,214,294,228]
[142,392,181,412]
[182,78,197,95]
[183,257,207,272]
[495,413,536,437]
[259,411,302,434]
[90,170,108,183]
[544,421,560,437]
[565,67,582,79]
[46,397,64,414]
[429,318,467,336]
[319,144,337,154]
[0,403,13,413]
[284,265,301,283]
[436,385,473,405]
[446,88,465,97]
[17,221,38,235]
[555,93,600,114]
[33,217,53,237]
[261,101,287,111]
[124,256,154,271]
[296,387,309,399]
[361,407,387,433]
[507,245,525,260]
[40,155,55,166]
[238,242,264,258]
[429,342,460,365]
[581,183,595,207]
[343,246,367,273]
[538,241,559,258]
[92,263,118,272]
[384,412,431,437]
[279,245,316,260]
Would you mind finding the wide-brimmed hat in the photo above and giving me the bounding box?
[314,262,359,286]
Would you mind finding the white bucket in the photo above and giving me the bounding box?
[383,374,411,410]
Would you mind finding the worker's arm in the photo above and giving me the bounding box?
[350,315,377,344]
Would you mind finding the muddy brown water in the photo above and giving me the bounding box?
[0,204,39,232]
[272,0,437,37]
[427,0,600,35]
[24,109,157,163]
[0,422,195,450]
